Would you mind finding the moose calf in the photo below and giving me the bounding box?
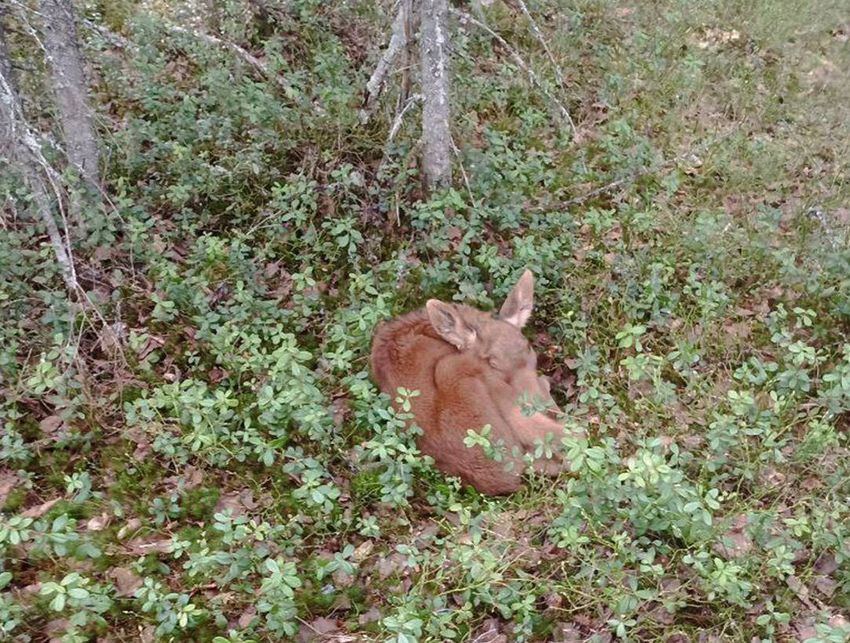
[370,270,567,495]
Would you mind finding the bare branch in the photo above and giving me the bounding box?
[532,142,727,212]
[360,0,412,124]
[451,7,576,137]
[387,93,421,144]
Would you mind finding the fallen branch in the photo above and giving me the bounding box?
[452,7,575,137]
[165,23,295,96]
[538,175,635,210]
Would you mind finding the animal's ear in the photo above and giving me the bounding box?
[499,269,534,328]
[426,300,477,350]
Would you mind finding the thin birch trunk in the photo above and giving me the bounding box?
[419,0,452,190]
[39,0,100,194]
[0,22,78,293]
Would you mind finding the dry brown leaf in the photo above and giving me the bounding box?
[813,575,837,598]
[786,575,817,610]
[165,465,204,492]
[44,618,70,641]
[108,567,143,597]
[237,606,257,629]
[814,552,838,576]
[712,514,753,559]
[332,568,355,588]
[792,617,817,642]
[86,513,111,531]
[358,607,381,625]
[551,623,583,643]
[39,415,64,435]
[135,331,165,361]
[215,489,256,517]
[377,552,405,579]
[470,618,506,643]
[352,539,373,563]
[140,625,156,643]
[297,616,341,642]
[117,518,142,540]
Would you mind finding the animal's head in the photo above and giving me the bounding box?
[425,270,553,406]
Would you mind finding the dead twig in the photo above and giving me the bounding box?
[514,0,567,93]
[165,23,296,96]
[451,135,478,210]
[387,92,421,144]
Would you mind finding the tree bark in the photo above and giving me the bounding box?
[419,0,452,191]
[0,21,79,293]
[39,0,100,191]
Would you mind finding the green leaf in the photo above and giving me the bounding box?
[50,593,66,612]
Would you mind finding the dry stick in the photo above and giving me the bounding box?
[451,7,576,138]
[361,0,410,123]
[541,175,635,210]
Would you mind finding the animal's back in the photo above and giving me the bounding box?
[370,309,451,398]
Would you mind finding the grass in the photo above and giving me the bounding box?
[1,0,850,640]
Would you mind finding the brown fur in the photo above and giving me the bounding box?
[369,271,567,495]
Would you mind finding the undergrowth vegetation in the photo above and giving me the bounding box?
[2,0,850,640]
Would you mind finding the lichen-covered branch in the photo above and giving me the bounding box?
[361,0,412,123]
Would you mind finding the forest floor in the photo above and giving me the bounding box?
[2,0,850,641]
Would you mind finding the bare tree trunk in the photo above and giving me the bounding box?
[39,0,100,193]
[419,0,452,191]
[0,22,79,293]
